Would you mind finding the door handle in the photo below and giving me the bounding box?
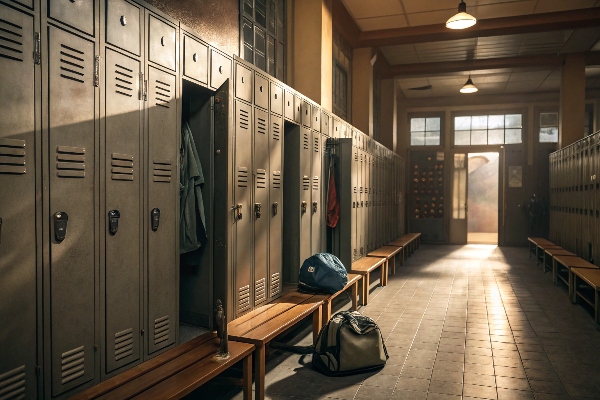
[108,210,120,235]
[255,203,262,218]
[54,212,69,242]
[301,201,307,214]
[312,201,318,213]
[272,202,278,215]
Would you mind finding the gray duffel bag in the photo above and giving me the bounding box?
[313,311,388,376]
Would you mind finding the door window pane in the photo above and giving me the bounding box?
[455,131,470,146]
[505,128,522,144]
[410,117,441,146]
[453,113,522,145]
[471,130,487,145]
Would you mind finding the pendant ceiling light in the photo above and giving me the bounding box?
[460,76,478,93]
[446,1,477,29]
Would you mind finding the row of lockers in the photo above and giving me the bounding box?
[549,131,600,261]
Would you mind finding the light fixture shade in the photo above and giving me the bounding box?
[446,1,476,29]
[460,77,478,93]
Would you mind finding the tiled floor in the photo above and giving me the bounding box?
[189,245,600,400]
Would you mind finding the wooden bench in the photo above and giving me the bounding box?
[554,255,598,297]
[322,273,362,326]
[70,332,254,400]
[527,237,554,259]
[571,267,600,323]
[388,233,421,263]
[543,247,575,273]
[350,256,387,306]
[368,245,403,276]
[535,243,561,265]
[228,289,327,400]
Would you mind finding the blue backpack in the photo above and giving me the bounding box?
[298,253,348,294]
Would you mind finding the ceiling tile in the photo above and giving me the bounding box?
[401,0,457,14]
[397,78,430,89]
[406,9,455,26]
[356,14,408,31]
[472,1,536,19]
[534,0,597,13]
[509,70,551,82]
[342,0,404,19]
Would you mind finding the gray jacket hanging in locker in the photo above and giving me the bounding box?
[180,122,208,257]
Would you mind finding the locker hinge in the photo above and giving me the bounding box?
[93,56,100,87]
[34,32,41,64]
[139,72,144,100]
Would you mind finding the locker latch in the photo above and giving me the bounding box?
[301,201,307,214]
[272,202,278,215]
[108,210,120,235]
[54,212,69,242]
[254,203,262,218]
[312,201,318,213]
[151,208,160,231]
[360,247,364,255]
[232,204,243,220]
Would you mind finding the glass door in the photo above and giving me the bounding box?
[467,152,499,244]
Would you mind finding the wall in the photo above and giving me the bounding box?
[145,0,240,57]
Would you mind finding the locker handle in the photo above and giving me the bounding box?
[255,203,262,219]
[241,76,245,83]
[232,204,243,220]
[301,201,307,214]
[108,210,120,235]
[54,212,69,242]
[219,66,223,74]
[151,208,160,231]
[272,202,278,215]
[259,85,263,92]
[120,15,127,26]
[160,36,166,46]
[312,201,318,213]
[193,53,198,62]
[274,94,278,99]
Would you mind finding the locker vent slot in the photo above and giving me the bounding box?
[114,64,134,97]
[0,138,26,175]
[255,278,266,304]
[238,285,250,313]
[114,328,134,361]
[303,133,309,150]
[302,176,310,191]
[154,315,170,345]
[314,137,319,152]
[239,108,249,130]
[0,18,24,62]
[270,273,281,297]
[313,176,319,190]
[272,171,281,189]
[0,365,25,400]
[153,159,172,183]
[271,121,281,140]
[59,43,86,84]
[61,346,85,384]
[154,79,171,108]
[237,167,248,187]
[111,153,134,181]
[56,146,86,178]
[257,116,267,135]
[256,169,266,189]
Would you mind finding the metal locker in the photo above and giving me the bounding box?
[106,0,141,56]
[210,49,231,90]
[0,5,38,399]
[235,62,253,103]
[351,147,358,261]
[321,112,331,137]
[46,25,98,396]
[300,128,312,264]
[270,82,283,116]
[294,94,302,124]
[183,35,208,85]
[268,113,283,300]
[329,138,353,270]
[253,107,269,306]
[311,131,322,254]
[365,153,371,253]
[312,105,320,132]
[301,100,311,128]
[357,150,365,257]
[234,100,253,315]
[148,14,176,71]
[320,133,328,252]
[254,73,269,110]
[146,66,178,355]
[49,0,95,36]
[283,89,294,121]
[103,48,142,373]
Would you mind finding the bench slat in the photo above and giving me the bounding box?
[351,257,386,273]
[367,245,402,258]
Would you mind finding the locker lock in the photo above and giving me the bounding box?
[151,208,160,231]
[120,15,127,26]
[301,201,307,214]
[54,212,69,242]
[255,203,262,219]
[108,210,120,235]
[232,204,243,220]
[272,202,278,215]
[312,201,318,213]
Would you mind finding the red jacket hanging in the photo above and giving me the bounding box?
[327,165,340,228]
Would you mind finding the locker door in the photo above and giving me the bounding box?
[300,127,312,262]
[357,151,364,257]
[351,147,358,261]
[146,66,178,355]
[0,6,38,400]
[365,154,371,253]
[49,0,94,36]
[47,26,98,396]
[311,131,322,254]
[104,49,142,373]
[269,114,283,300]
[234,100,252,316]
[321,133,328,251]
[253,108,269,306]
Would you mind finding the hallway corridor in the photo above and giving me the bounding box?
[195,245,600,400]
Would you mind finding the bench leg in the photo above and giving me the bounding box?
[351,281,358,311]
[254,346,266,400]
[596,290,599,324]
[312,307,322,344]
[382,262,387,287]
[389,256,396,276]
[571,273,577,304]
[542,253,547,273]
[363,273,370,306]
[243,351,252,400]
[552,259,558,285]
[323,301,332,327]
